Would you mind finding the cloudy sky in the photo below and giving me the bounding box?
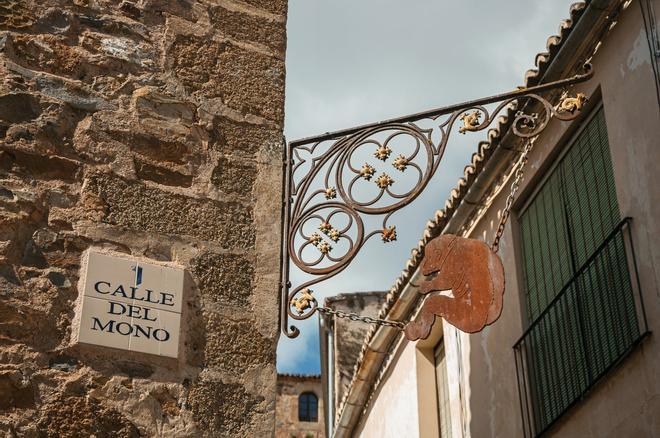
[278,0,578,375]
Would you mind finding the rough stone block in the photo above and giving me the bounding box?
[36,396,140,438]
[240,0,287,16]
[0,299,63,350]
[191,251,254,306]
[188,377,265,436]
[132,87,195,123]
[7,33,90,81]
[204,314,275,371]
[0,189,46,269]
[133,158,193,188]
[210,116,280,156]
[142,0,198,23]
[0,95,86,154]
[211,156,256,196]
[5,28,151,84]
[34,75,115,111]
[118,1,142,20]
[84,173,254,248]
[0,93,41,123]
[21,238,48,268]
[208,6,286,54]
[0,371,35,411]
[0,0,35,30]
[170,36,285,123]
[75,111,198,166]
[2,149,80,182]
[80,31,155,71]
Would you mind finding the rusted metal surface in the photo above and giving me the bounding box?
[404,235,505,340]
[281,65,594,338]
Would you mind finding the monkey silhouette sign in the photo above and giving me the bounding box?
[404,235,505,340]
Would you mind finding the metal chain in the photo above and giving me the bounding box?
[317,306,406,330]
[491,137,535,253]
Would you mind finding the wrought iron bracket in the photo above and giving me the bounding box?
[281,64,594,338]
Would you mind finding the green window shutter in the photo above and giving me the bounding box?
[560,108,620,268]
[520,169,574,320]
[558,108,638,379]
[518,107,639,434]
[521,108,621,316]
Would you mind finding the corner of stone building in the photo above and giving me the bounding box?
[0,0,288,436]
[325,292,388,411]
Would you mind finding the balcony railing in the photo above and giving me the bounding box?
[513,218,649,437]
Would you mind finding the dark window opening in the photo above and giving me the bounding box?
[298,392,318,422]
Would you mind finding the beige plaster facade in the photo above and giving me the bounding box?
[335,1,660,437]
[356,341,420,438]
[0,0,286,436]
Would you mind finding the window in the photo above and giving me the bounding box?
[298,392,318,422]
[514,107,646,436]
[434,341,452,438]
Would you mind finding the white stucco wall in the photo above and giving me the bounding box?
[356,341,421,438]
[355,323,471,438]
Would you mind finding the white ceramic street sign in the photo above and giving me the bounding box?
[74,250,184,358]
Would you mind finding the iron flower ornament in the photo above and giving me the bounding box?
[328,228,341,242]
[324,187,337,199]
[317,241,332,255]
[392,155,409,171]
[374,145,392,161]
[319,221,332,234]
[308,232,322,246]
[359,163,376,180]
[381,226,397,243]
[375,173,394,189]
[556,91,588,114]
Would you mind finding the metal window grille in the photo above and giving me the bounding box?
[513,108,649,437]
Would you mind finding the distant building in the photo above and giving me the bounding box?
[324,1,660,437]
[318,292,387,437]
[276,374,325,438]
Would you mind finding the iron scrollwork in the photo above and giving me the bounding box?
[282,64,594,338]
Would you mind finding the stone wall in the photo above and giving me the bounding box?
[0,0,286,436]
[275,374,325,438]
[324,292,386,416]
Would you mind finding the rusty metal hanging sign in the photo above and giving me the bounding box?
[404,235,505,340]
[405,132,537,339]
[282,65,593,338]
